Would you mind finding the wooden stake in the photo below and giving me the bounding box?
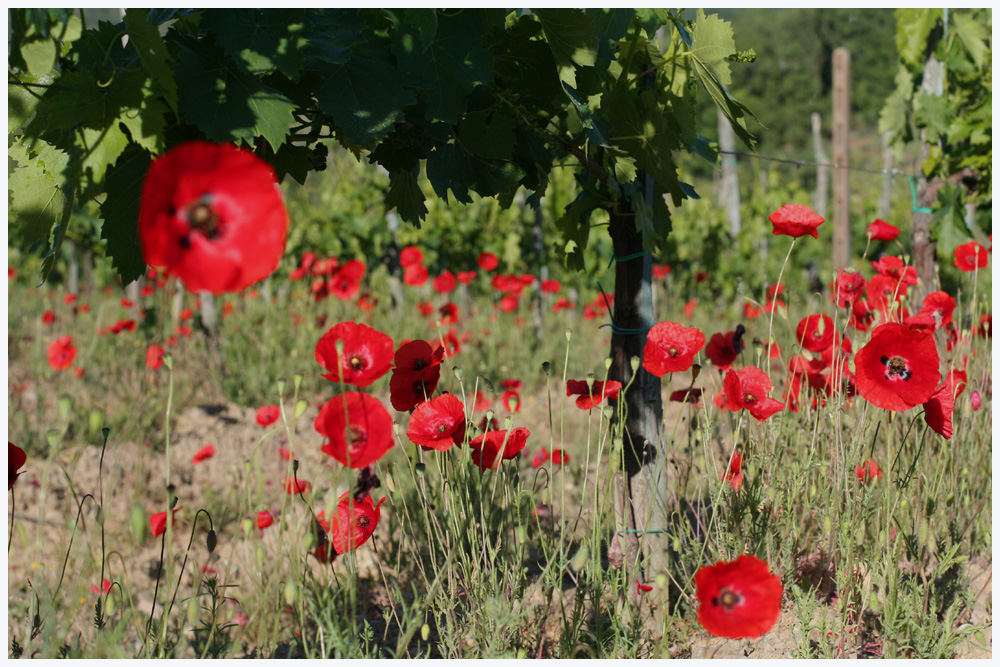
[832,47,850,269]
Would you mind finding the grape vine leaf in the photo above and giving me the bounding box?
[124,9,178,113]
[385,169,428,224]
[535,9,598,87]
[8,139,70,251]
[99,142,150,284]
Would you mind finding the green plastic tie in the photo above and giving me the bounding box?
[908,175,934,214]
[608,250,648,267]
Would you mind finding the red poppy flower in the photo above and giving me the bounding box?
[315,392,394,469]
[121,298,136,309]
[192,444,215,464]
[848,297,875,332]
[433,270,457,294]
[477,252,499,272]
[438,302,459,325]
[724,451,743,491]
[406,393,466,451]
[399,245,423,268]
[643,321,706,376]
[498,295,519,312]
[683,299,698,320]
[42,310,55,324]
[457,270,477,285]
[867,218,900,241]
[9,442,27,490]
[723,367,784,421]
[356,292,377,312]
[769,204,824,239]
[389,340,444,411]
[179,307,193,321]
[150,506,182,537]
[566,379,622,410]
[315,321,394,387]
[653,264,671,279]
[669,388,703,404]
[146,344,165,370]
[795,314,834,353]
[922,370,965,440]
[90,579,113,596]
[540,279,561,294]
[531,447,549,468]
[417,301,434,317]
[552,297,575,313]
[314,493,386,559]
[870,256,917,286]
[695,554,782,639]
[284,478,311,494]
[257,510,275,530]
[865,274,908,317]
[694,271,709,283]
[468,427,531,471]
[764,283,785,313]
[705,327,745,372]
[472,391,491,412]
[329,260,366,300]
[139,141,288,294]
[743,302,763,319]
[970,390,982,411]
[47,336,77,370]
[502,390,521,413]
[311,257,337,276]
[855,459,882,483]
[501,378,523,391]
[491,274,523,295]
[550,448,569,465]
[403,264,429,286]
[854,323,940,411]
[109,319,137,334]
[953,241,988,272]
[831,269,866,308]
[256,405,280,427]
[635,580,654,595]
[917,291,956,330]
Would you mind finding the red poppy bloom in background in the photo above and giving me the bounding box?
[256,405,280,427]
[456,270,477,285]
[491,273,523,295]
[848,297,875,332]
[502,390,521,413]
[643,321,706,376]
[468,427,531,471]
[531,447,549,468]
[870,256,917,286]
[146,344,165,370]
[550,448,569,465]
[314,493,386,560]
[764,283,785,313]
[417,301,434,317]
[795,314,834,353]
[970,390,982,411]
[867,218,900,241]
[695,554,783,639]
[652,264,671,279]
[329,259,366,300]
[192,444,215,464]
[47,336,77,370]
[551,297,575,313]
[769,204,825,239]
[865,273,908,317]
[743,302,763,319]
[284,478,311,495]
[855,459,882,483]
[315,321,394,387]
[438,302,459,325]
[854,323,940,411]
[399,245,423,268]
[705,326,745,372]
[501,379,523,392]
[180,307,193,321]
[407,393,466,451]
[90,579,113,596]
[257,510,275,530]
[540,279,561,294]
[138,141,288,294]
[566,379,623,410]
[723,367,784,421]
[669,388,703,404]
[433,270,457,294]
[109,319,137,334]
[389,340,444,411]
[953,241,988,272]
[499,295,519,312]
[472,391,491,413]
[683,299,698,320]
[150,506,183,537]
[403,264,429,286]
[9,442,27,490]
[315,392,394,469]
[831,269,866,308]
[477,252,499,272]
[917,291,956,330]
[724,451,743,491]
[635,580,654,595]
[42,310,55,324]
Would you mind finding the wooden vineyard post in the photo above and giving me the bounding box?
[718,108,741,236]
[911,54,945,308]
[811,112,829,218]
[831,47,851,270]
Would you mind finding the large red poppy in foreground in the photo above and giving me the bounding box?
[854,323,940,411]
[313,493,386,561]
[768,204,824,239]
[139,141,288,294]
[407,393,466,451]
[643,321,705,376]
[695,554,783,639]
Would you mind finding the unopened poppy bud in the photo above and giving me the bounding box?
[207,529,217,553]
[565,329,572,342]
[57,396,72,420]
[453,367,463,382]
[46,431,61,449]
[162,353,173,370]
[293,373,303,392]
[105,594,116,615]
[283,580,297,606]
[421,623,430,641]
[690,363,701,383]
[605,357,612,370]
[276,378,286,395]
[129,503,147,542]
[630,356,640,372]
[971,390,982,411]
[90,412,104,435]
[517,649,527,659]
[585,373,595,390]
[570,545,588,571]
[541,361,551,375]
[187,596,200,626]
[917,519,929,547]
[603,406,614,420]
[485,409,494,423]
[503,416,512,430]
[294,399,308,418]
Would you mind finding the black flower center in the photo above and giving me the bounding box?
[186,196,220,239]
[742,392,757,405]
[345,425,367,447]
[712,587,743,611]
[348,354,366,370]
[880,355,912,381]
[356,515,371,529]
[436,423,449,434]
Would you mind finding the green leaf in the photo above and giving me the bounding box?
[426,142,475,204]
[315,49,415,148]
[8,138,70,252]
[175,38,295,150]
[913,91,952,143]
[691,9,734,86]
[200,9,309,79]
[895,8,942,68]
[385,169,427,225]
[99,142,150,284]
[118,94,167,155]
[535,9,599,87]
[689,51,758,150]
[79,124,131,190]
[457,108,516,160]
[951,10,988,69]
[124,9,178,112]
[554,187,602,271]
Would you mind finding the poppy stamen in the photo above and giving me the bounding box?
[881,355,911,381]
[348,354,366,370]
[712,587,743,611]
[186,196,220,239]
